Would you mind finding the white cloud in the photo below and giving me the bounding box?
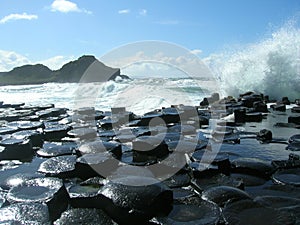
[190,49,202,55]
[37,55,76,70]
[0,50,76,72]
[139,9,147,16]
[118,9,130,14]
[50,0,92,14]
[155,20,179,25]
[0,50,30,71]
[0,13,38,24]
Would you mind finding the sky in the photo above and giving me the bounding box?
[0,0,300,72]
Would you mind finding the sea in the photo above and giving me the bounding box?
[0,21,299,115]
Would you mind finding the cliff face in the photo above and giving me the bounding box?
[0,55,125,85]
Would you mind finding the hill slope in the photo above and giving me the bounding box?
[0,55,127,85]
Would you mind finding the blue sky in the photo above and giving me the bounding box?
[0,0,300,71]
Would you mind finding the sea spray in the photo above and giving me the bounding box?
[205,20,300,100]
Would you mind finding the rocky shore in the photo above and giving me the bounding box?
[0,91,299,224]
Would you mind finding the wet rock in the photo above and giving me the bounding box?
[36,108,67,119]
[43,124,71,141]
[288,116,300,125]
[200,97,209,107]
[253,101,268,112]
[12,130,43,147]
[132,136,169,162]
[7,121,44,131]
[0,203,50,224]
[67,183,102,208]
[67,127,97,141]
[168,124,196,135]
[191,151,231,175]
[281,96,291,105]
[289,134,300,143]
[2,173,44,190]
[0,126,19,135]
[254,195,300,209]
[161,107,180,124]
[36,142,76,157]
[109,165,155,179]
[75,152,119,179]
[100,176,173,223]
[192,173,244,191]
[268,155,287,170]
[156,197,221,225]
[231,157,274,179]
[54,208,114,225]
[78,140,122,158]
[201,185,251,207]
[257,129,272,142]
[286,140,300,151]
[171,187,197,203]
[234,108,246,123]
[0,139,33,161]
[38,155,77,178]
[162,172,191,188]
[291,106,300,113]
[271,104,286,111]
[7,177,69,221]
[245,112,263,122]
[223,199,296,225]
[231,173,266,186]
[189,161,219,178]
[272,168,300,186]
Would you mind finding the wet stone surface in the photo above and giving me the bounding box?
[0,96,299,224]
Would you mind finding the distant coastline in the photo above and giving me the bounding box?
[0,55,129,86]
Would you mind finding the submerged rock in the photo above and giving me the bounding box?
[201,185,251,207]
[223,199,296,225]
[156,197,221,225]
[272,168,300,186]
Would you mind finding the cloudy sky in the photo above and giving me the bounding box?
[0,0,299,72]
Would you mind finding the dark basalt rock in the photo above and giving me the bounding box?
[43,124,71,141]
[286,142,300,151]
[132,136,169,162]
[245,112,263,122]
[36,108,67,119]
[288,116,300,125]
[12,130,43,147]
[291,106,300,113]
[201,185,251,207]
[0,126,18,135]
[67,183,102,208]
[54,208,114,225]
[100,176,173,223]
[257,129,273,142]
[75,152,119,179]
[231,157,275,179]
[0,203,50,224]
[289,134,300,143]
[223,199,296,225]
[162,172,191,188]
[254,195,300,209]
[6,177,69,221]
[272,153,300,169]
[2,173,44,190]
[109,165,155,179]
[192,173,244,191]
[6,121,44,130]
[156,197,221,225]
[36,142,76,157]
[271,104,286,111]
[67,127,97,140]
[38,155,77,178]
[171,187,197,203]
[168,124,196,135]
[0,139,33,161]
[78,140,122,158]
[272,168,300,186]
